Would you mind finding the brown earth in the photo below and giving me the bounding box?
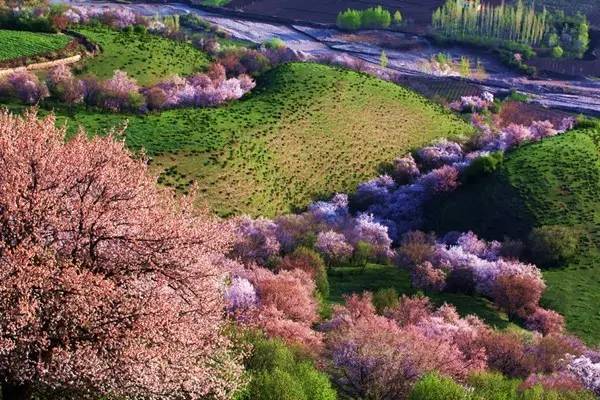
[497,101,573,127]
[225,0,443,29]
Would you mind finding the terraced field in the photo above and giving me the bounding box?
[75,27,211,85]
[424,126,600,344]
[0,29,72,62]
[42,62,472,217]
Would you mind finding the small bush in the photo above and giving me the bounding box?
[336,9,362,31]
[263,37,285,50]
[551,45,564,58]
[352,241,376,266]
[528,225,580,267]
[360,6,392,29]
[463,152,504,182]
[393,10,403,25]
[409,373,471,400]
[469,372,520,400]
[336,6,392,30]
[574,115,600,129]
[244,336,337,400]
[372,287,399,314]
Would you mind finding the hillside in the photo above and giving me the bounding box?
[425,126,600,344]
[52,62,471,217]
[75,27,211,85]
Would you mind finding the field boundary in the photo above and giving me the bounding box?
[0,54,82,77]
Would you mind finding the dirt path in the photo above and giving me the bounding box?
[57,0,600,115]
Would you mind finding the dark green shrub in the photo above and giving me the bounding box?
[133,24,147,34]
[528,225,581,267]
[463,152,504,182]
[409,373,471,400]
[372,287,399,314]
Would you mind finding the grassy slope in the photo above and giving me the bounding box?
[0,29,72,61]
[424,127,600,344]
[53,62,471,217]
[328,264,522,331]
[75,27,211,85]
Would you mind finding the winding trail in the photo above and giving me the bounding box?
[60,0,600,115]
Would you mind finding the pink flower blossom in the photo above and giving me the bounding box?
[315,230,354,263]
[525,308,565,335]
[568,356,600,395]
[6,70,49,104]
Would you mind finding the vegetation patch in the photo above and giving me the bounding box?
[327,263,521,331]
[74,26,211,85]
[44,62,471,217]
[424,127,600,344]
[0,29,72,62]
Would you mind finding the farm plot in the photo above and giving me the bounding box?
[0,29,72,62]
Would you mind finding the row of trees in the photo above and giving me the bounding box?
[432,0,548,47]
[0,64,255,111]
[431,0,590,58]
[336,6,401,31]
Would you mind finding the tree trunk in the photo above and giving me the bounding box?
[1,383,32,400]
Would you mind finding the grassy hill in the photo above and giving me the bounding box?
[48,62,471,217]
[0,29,72,62]
[424,126,600,344]
[75,27,211,85]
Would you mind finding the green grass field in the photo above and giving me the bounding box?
[75,27,211,85]
[49,62,472,217]
[328,263,521,331]
[425,126,600,344]
[0,29,72,62]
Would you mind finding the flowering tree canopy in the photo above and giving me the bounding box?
[0,110,244,400]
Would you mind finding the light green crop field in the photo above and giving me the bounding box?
[0,29,72,62]
[75,27,211,85]
[425,126,600,344]
[44,62,472,217]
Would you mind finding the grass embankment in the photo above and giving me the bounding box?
[75,26,211,85]
[0,29,72,62]
[50,62,472,216]
[424,126,600,344]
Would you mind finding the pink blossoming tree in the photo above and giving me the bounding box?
[0,110,244,400]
